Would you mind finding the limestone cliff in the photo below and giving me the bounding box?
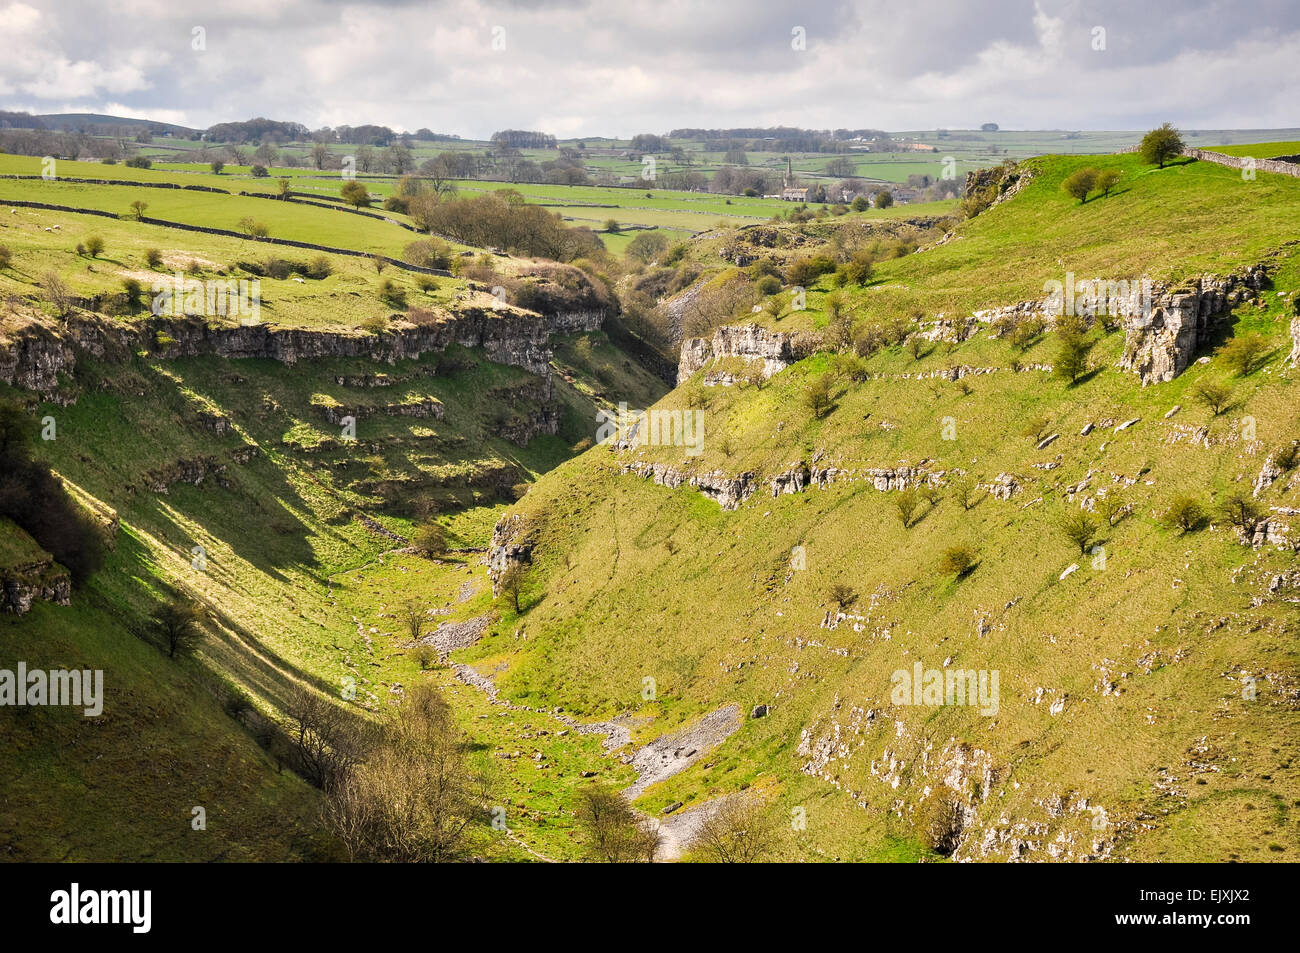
[677,323,816,385]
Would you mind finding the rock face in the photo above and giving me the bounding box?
[1,554,71,615]
[620,461,759,510]
[486,514,534,593]
[676,323,813,385]
[1290,314,1300,366]
[0,304,595,398]
[1118,268,1268,385]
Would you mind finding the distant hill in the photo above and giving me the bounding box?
[30,112,199,137]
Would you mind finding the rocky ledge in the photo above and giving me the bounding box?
[1,553,72,615]
[0,305,604,398]
[677,323,817,385]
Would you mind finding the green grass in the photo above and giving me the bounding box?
[466,149,1300,861]
[749,152,1300,337]
[6,143,1300,862]
[1208,141,1300,159]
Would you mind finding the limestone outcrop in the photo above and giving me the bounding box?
[1118,267,1269,384]
[1,551,72,615]
[0,304,597,398]
[676,323,814,385]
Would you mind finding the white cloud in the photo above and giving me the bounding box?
[1,0,1298,135]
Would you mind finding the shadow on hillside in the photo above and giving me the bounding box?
[101,530,340,708]
[1068,366,1104,387]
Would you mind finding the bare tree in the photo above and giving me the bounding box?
[323,683,487,861]
[496,562,526,613]
[690,796,779,863]
[149,595,207,658]
[286,687,373,790]
[576,785,660,862]
[42,272,73,319]
[401,598,427,642]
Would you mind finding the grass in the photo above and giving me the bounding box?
[5,142,1299,862]
[466,150,1300,861]
[1208,141,1300,159]
[747,152,1300,337]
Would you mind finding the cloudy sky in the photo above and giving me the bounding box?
[2,0,1298,137]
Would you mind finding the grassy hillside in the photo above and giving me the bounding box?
[5,143,1298,863]
[457,151,1300,861]
[738,152,1300,339]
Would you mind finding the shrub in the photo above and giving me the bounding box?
[410,644,438,670]
[304,254,333,279]
[1096,493,1126,526]
[1165,494,1205,533]
[1218,491,1263,535]
[1009,315,1045,350]
[124,156,151,169]
[360,314,389,334]
[238,216,268,238]
[378,279,407,308]
[1095,168,1121,197]
[854,323,885,357]
[1021,415,1050,443]
[827,582,857,608]
[121,277,143,308]
[804,373,833,418]
[405,307,437,326]
[84,235,105,258]
[403,238,452,270]
[1057,509,1100,554]
[144,248,164,269]
[690,796,779,863]
[836,249,875,287]
[576,784,660,863]
[263,258,293,280]
[1061,167,1098,203]
[250,164,269,177]
[756,274,782,295]
[322,683,485,862]
[1272,441,1300,473]
[785,253,836,287]
[0,245,10,270]
[1193,379,1232,415]
[939,544,978,577]
[129,200,148,221]
[895,488,922,527]
[413,522,447,556]
[1217,333,1270,376]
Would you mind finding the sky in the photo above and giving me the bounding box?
[1,0,1298,138]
